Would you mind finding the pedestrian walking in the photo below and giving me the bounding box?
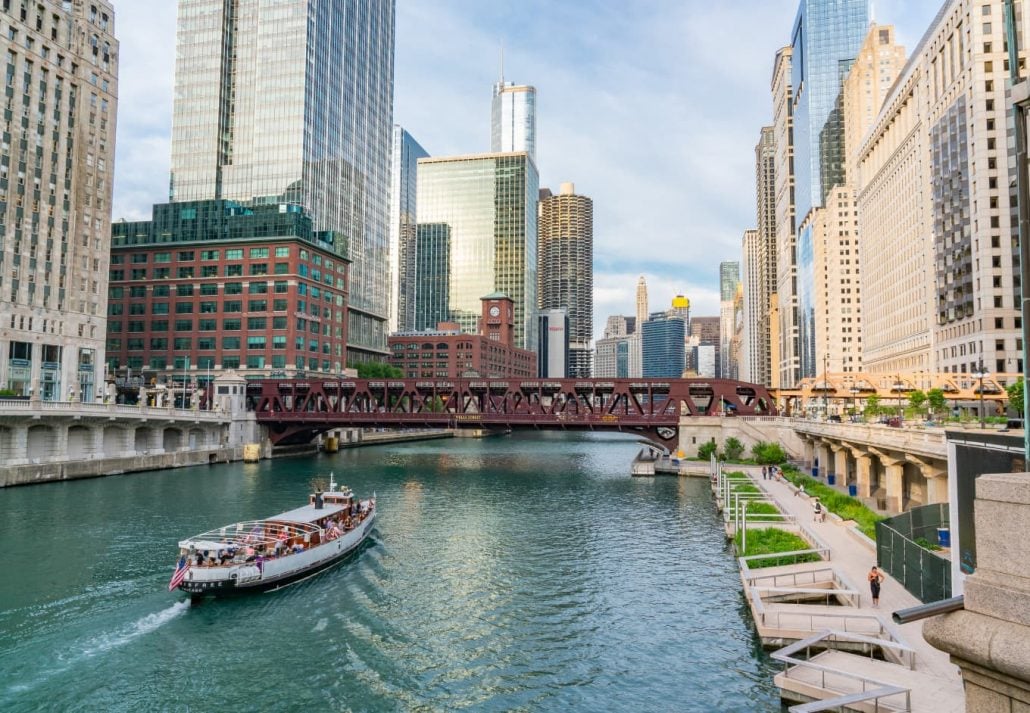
[762,466,768,480]
[868,565,885,607]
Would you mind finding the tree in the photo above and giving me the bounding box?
[864,393,881,418]
[908,389,926,417]
[1008,377,1024,417]
[698,440,718,461]
[724,437,744,462]
[349,361,403,379]
[926,388,947,419]
[751,441,787,465]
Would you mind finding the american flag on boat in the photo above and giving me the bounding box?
[168,557,190,591]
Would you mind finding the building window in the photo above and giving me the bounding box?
[152,303,169,315]
[224,301,242,313]
[250,263,268,276]
[225,265,243,277]
[275,246,290,258]
[250,247,269,258]
[199,319,216,331]
[225,282,243,295]
[222,337,241,350]
[175,320,193,332]
[154,252,171,263]
[201,250,219,261]
[225,249,243,260]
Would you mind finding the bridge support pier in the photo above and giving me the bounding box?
[856,454,874,499]
[816,441,832,480]
[883,460,905,514]
[832,445,848,486]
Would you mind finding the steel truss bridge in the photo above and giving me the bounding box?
[252,378,776,446]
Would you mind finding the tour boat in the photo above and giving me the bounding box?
[169,474,375,600]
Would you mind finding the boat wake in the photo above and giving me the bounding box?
[4,600,190,699]
[80,600,190,657]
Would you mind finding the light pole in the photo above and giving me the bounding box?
[850,385,860,418]
[973,361,990,429]
[893,376,904,423]
[823,352,829,417]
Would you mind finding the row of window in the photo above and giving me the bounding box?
[108,356,338,371]
[112,247,339,270]
[108,317,342,335]
[108,337,337,355]
[108,281,340,301]
[108,264,343,286]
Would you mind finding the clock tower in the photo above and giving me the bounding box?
[481,293,516,347]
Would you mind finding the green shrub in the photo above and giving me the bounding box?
[751,441,788,465]
[914,537,942,552]
[698,440,718,461]
[731,483,761,494]
[746,501,780,515]
[724,437,745,462]
[781,467,883,539]
[735,528,821,568]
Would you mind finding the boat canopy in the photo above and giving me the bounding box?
[178,518,326,551]
[276,502,348,524]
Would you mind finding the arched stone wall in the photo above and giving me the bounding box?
[27,425,57,460]
[188,428,206,449]
[67,426,94,460]
[135,427,155,452]
[103,426,129,456]
[162,428,183,452]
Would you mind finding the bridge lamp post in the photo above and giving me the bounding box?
[850,385,860,417]
[893,377,904,420]
[973,361,990,429]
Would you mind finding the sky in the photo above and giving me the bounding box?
[111,0,944,341]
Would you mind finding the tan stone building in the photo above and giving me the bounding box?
[745,126,777,388]
[741,228,761,383]
[0,1,118,401]
[772,47,799,388]
[856,1,1023,378]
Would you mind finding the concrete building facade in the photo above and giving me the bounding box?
[772,47,800,388]
[856,0,1023,378]
[741,229,761,383]
[537,308,569,378]
[0,1,118,402]
[752,125,777,387]
[168,0,395,361]
[538,183,593,377]
[719,262,739,379]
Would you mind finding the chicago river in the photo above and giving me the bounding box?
[0,432,779,711]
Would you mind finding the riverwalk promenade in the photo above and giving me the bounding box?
[734,465,964,712]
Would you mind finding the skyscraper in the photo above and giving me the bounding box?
[415,153,539,350]
[169,0,395,361]
[719,262,740,379]
[389,126,429,334]
[1,1,118,402]
[772,47,800,388]
[791,0,869,377]
[635,277,648,330]
[538,183,593,376]
[492,80,537,161]
[752,126,777,387]
[537,308,570,378]
[642,313,685,378]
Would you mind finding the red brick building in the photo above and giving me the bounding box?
[389,294,536,379]
[107,201,349,389]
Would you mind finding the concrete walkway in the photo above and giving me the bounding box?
[742,465,965,712]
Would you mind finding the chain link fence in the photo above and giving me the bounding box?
[875,503,951,603]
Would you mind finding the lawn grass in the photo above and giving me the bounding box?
[734,528,821,569]
[746,501,780,515]
[782,466,883,539]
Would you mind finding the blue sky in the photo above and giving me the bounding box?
[112,0,943,340]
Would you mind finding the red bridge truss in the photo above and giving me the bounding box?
[252,378,776,446]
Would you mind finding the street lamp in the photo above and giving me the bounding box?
[893,376,904,422]
[973,361,990,429]
[850,385,860,418]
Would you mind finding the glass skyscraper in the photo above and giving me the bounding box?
[491,81,537,161]
[389,126,429,334]
[790,0,868,377]
[642,314,685,378]
[169,0,395,360]
[415,153,539,351]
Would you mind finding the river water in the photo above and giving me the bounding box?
[0,432,780,712]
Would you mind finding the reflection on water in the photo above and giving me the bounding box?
[0,432,779,712]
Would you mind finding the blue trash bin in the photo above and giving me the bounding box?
[937,528,951,548]
[848,485,858,497]
[827,474,836,486]
[811,467,819,478]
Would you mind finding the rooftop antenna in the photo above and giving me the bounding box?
[499,43,505,85]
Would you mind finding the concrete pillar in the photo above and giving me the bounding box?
[833,446,848,487]
[802,438,815,471]
[817,442,832,479]
[884,461,905,514]
[923,474,1030,711]
[923,467,949,504]
[856,454,873,498]
[54,424,69,461]
[11,424,28,462]
[89,426,103,460]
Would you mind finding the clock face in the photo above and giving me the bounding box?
[489,306,500,317]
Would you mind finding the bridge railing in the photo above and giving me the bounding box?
[0,399,228,421]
